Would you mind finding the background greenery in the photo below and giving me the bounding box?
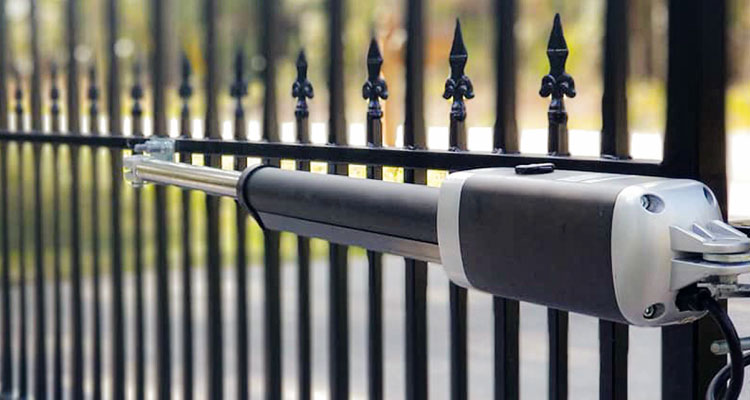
[4,0,750,278]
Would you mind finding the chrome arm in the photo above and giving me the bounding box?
[124,155,241,198]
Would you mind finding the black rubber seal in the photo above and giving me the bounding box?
[236,164,269,230]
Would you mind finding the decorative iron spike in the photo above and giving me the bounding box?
[178,53,192,138]
[362,38,388,119]
[179,53,193,101]
[88,65,99,117]
[539,13,576,113]
[50,63,60,116]
[131,61,143,119]
[443,19,474,122]
[14,67,23,118]
[540,13,576,155]
[292,49,314,119]
[230,50,248,118]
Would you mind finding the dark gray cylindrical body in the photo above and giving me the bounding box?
[237,166,440,261]
[455,171,622,321]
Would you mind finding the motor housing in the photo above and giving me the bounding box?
[437,167,741,326]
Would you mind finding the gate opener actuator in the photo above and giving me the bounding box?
[125,140,750,399]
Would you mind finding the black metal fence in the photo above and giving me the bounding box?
[0,0,730,399]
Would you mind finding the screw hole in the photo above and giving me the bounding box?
[640,194,665,214]
[643,303,665,319]
[703,187,716,206]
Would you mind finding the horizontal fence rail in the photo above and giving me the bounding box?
[0,131,663,174]
[0,0,730,399]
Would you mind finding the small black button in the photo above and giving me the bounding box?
[514,163,555,175]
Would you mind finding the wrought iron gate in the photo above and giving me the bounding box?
[0,0,731,399]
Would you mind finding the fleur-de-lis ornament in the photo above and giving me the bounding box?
[88,65,99,131]
[362,38,388,119]
[14,67,23,121]
[131,60,144,137]
[50,63,60,122]
[540,14,576,155]
[131,61,143,118]
[230,50,248,120]
[292,50,314,119]
[179,54,193,110]
[443,19,474,122]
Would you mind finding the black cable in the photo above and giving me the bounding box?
[677,287,745,400]
[707,353,750,400]
[699,296,744,400]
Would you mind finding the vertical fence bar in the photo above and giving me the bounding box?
[0,140,9,398]
[231,50,250,400]
[599,322,628,400]
[661,1,727,398]
[492,4,519,398]
[30,0,46,397]
[150,0,171,397]
[327,0,349,397]
[362,38,387,400]
[292,49,313,400]
[130,61,145,400]
[0,0,9,394]
[541,14,575,157]
[547,310,568,400]
[50,63,63,400]
[260,0,282,397]
[493,0,518,154]
[601,0,629,159]
[178,53,194,400]
[493,297,519,400]
[203,0,224,397]
[88,65,103,400]
[539,14,575,400]
[14,69,28,399]
[599,1,630,399]
[106,0,125,397]
[66,0,84,395]
[444,20,472,400]
[404,0,428,398]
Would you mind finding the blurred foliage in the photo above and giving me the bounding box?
[3,0,682,137]
[4,0,750,274]
[8,0,750,135]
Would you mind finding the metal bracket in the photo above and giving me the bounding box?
[125,138,176,188]
[697,280,750,299]
[670,220,750,255]
[123,155,147,188]
[670,220,750,291]
[133,137,175,161]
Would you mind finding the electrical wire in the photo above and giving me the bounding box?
[700,296,745,400]
[706,353,750,400]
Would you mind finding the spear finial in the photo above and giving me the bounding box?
[540,13,576,155]
[443,19,474,122]
[179,53,192,100]
[363,38,388,119]
[230,50,248,119]
[14,66,23,123]
[88,64,99,132]
[130,59,144,136]
[178,53,192,138]
[292,49,314,119]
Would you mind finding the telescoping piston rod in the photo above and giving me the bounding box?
[126,156,241,197]
[124,154,441,263]
[124,144,750,329]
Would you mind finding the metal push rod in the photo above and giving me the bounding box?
[126,157,240,197]
[124,156,441,262]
